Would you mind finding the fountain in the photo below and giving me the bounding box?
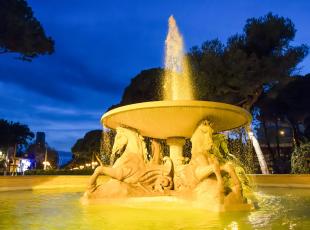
[82,16,256,212]
[1,16,309,230]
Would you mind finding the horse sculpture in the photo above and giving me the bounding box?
[83,122,254,211]
[82,127,173,201]
[175,120,254,211]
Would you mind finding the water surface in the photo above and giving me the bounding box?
[0,187,309,229]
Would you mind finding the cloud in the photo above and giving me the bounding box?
[1,0,309,152]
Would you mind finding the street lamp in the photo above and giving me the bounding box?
[43,144,50,170]
[43,161,50,168]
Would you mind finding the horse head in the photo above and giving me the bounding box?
[111,126,148,164]
[191,120,214,156]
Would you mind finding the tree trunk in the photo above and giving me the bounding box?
[287,118,301,147]
[261,116,276,172]
[274,118,282,173]
[240,86,263,111]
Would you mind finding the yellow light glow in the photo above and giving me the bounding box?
[43,161,50,166]
[279,130,285,135]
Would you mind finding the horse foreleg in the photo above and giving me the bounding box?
[87,166,125,192]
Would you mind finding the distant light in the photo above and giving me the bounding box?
[279,130,285,136]
[0,151,2,156]
[21,159,31,172]
[79,165,85,169]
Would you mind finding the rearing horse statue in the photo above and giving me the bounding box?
[83,127,173,200]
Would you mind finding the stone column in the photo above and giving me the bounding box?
[166,137,185,168]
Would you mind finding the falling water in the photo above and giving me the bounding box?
[163,16,193,100]
[248,130,270,174]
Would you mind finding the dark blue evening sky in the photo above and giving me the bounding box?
[0,0,309,151]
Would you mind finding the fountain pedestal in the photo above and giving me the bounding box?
[167,137,185,168]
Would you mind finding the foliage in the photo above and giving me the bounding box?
[291,142,310,174]
[228,129,259,174]
[0,0,54,60]
[188,13,308,110]
[109,68,164,110]
[100,129,115,165]
[257,74,310,146]
[71,130,102,162]
[24,168,94,175]
[0,119,34,151]
[111,13,308,112]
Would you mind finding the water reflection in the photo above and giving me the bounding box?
[0,188,309,230]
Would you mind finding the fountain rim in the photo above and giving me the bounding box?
[101,100,252,136]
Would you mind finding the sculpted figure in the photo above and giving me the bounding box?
[176,120,253,211]
[83,127,173,201]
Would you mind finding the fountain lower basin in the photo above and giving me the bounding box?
[1,185,309,229]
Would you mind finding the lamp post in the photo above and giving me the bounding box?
[42,145,50,170]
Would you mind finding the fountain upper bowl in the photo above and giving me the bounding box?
[101,100,252,139]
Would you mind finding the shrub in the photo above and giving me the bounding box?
[24,168,94,175]
[291,142,310,174]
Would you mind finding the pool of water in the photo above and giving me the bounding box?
[0,187,309,229]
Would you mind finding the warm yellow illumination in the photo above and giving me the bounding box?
[279,130,285,136]
[163,16,193,100]
[42,161,50,166]
[79,165,85,169]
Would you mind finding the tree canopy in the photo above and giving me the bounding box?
[0,0,54,60]
[71,130,102,162]
[188,13,308,110]
[257,74,310,144]
[0,119,34,150]
[113,13,308,112]
[108,68,164,110]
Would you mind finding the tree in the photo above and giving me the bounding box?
[109,68,164,110]
[188,13,308,111]
[0,119,34,153]
[257,74,310,145]
[291,142,310,174]
[71,130,102,164]
[0,0,54,61]
[111,13,308,113]
[255,74,310,172]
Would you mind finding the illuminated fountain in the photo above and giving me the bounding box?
[83,16,257,211]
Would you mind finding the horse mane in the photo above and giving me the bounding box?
[117,126,148,162]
